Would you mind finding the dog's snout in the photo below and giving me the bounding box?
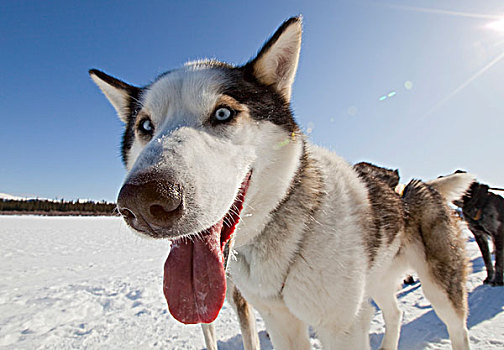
[117,176,183,233]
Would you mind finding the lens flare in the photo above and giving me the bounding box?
[386,4,501,20]
[487,18,504,33]
[422,50,504,118]
[347,106,358,116]
[379,91,397,102]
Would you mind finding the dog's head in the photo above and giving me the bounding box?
[458,181,489,220]
[90,17,304,324]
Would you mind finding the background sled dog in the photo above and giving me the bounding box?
[455,181,504,286]
[353,162,400,191]
[91,17,473,350]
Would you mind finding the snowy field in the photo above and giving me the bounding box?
[0,216,503,350]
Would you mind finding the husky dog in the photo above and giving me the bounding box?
[455,181,504,286]
[90,17,473,350]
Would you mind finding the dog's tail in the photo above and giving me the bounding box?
[395,172,474,202]
[401,178,471,346]
[425,172,475,203]
[402,177,471,316]
[401,173,474,251]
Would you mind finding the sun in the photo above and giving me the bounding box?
[486,17,504,33]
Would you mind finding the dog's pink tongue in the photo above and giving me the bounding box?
[163,220,226,324]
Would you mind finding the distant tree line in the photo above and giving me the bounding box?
[0,199,117,216]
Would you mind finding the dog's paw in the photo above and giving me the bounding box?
[483,277,493,284]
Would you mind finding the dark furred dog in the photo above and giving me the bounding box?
[456,182,504,286]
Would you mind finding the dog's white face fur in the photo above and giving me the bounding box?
[90,18,303,246]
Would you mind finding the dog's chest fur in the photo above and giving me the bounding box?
[229,144,402,323]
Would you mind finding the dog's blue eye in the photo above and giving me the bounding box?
[138,118,154,134]
[214,107,234,121]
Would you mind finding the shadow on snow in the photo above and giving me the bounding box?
[202,281,504,350]
[371,282,504,349]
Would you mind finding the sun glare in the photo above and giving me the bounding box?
[486,18,504,32]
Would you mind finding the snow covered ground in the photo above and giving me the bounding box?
[0,216,503,349]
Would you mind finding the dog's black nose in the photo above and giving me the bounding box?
[117,176,183,231]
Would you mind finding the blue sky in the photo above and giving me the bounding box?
[1,0,503,202]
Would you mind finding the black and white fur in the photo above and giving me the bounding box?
[90,17,473,350]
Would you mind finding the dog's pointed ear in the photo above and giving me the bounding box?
[244,16,302,102]
[89,69,140,123]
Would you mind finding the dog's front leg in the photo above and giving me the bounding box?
[472,229,494,284]
[252,297,310,350]
[201,323,217,350]
[226,280,260,350]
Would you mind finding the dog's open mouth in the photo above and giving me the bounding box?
[163,172,251,324]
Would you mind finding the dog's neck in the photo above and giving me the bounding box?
[234,137,324,248]
[267,141,324,231]
[230,139,325,298]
